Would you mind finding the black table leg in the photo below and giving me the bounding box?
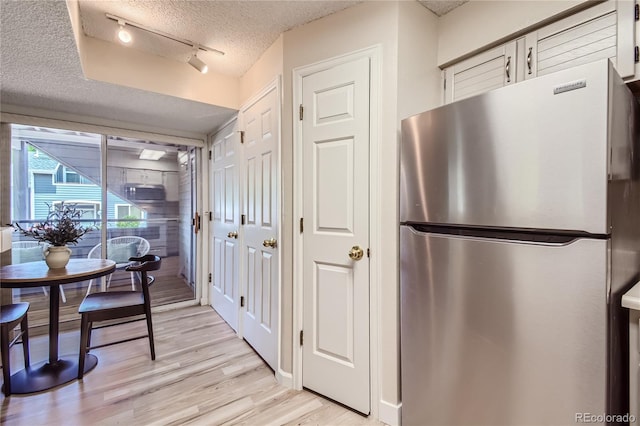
[49,285,59,364]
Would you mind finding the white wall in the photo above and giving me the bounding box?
[437,0,593,66]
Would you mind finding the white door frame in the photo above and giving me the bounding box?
[292,45,381,417]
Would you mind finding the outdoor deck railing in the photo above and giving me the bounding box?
[11,218,179,259]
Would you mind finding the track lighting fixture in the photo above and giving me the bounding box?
[117,20,132,44]
[106,13,223,74]
[188,47,208,74]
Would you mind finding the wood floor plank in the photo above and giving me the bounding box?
[0,306,383,425]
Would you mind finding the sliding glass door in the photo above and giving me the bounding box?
[8,124,199,334]
[105,136,196,301]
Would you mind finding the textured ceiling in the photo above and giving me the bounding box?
[0,0,466,137]
[79,0,361,77]
[419,0,468,17]
[0,0,236,136]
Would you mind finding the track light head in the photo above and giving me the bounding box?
[188,53,208,74]
[117,20,132,44]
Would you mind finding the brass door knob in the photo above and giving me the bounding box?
[227,231,238,239]
[263,238,277,248]
[349,246,364,261]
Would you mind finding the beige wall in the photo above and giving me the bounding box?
[81,37,240,110]
[239,35,284,106]
[398,2,441,121]
[437,0,593,66]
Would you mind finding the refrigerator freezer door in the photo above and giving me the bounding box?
[400,226,607,425]
[400,60,616,234]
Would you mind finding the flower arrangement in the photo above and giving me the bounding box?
[13,202,93,246]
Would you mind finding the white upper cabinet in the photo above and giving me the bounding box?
[443,42,517,103]
[532,1,634,79]
[443,1,636,104]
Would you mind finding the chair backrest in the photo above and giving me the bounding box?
[12,241,44,264]
[126,255,161,302]
[87,236,150,264]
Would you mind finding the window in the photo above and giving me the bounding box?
[54,164,92,185]
[114,204,146,228]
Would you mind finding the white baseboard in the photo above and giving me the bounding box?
[276,369,293,388]
[379,399,401,426]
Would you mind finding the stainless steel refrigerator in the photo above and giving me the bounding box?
[400,60,640,425]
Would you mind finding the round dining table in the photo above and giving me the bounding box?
[0,258,115,394]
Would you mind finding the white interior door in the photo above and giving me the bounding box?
[210,119,240,331]
[242,85,280,370]
[301,56,371,414]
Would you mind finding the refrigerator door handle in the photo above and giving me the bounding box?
[406,224,607,246]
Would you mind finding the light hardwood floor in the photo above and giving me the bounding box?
[1,306,383,425]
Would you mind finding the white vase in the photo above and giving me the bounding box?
[44,246,72,269]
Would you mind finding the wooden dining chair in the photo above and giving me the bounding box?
[1,302,30,396]
[77,255,161,379]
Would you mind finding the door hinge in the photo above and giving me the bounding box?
[299,104,304,121]
[367,248,370,258]
[240,130,245,144]
[635,3,639,20]
[208,273,212,283]
[635,46,639,63]
[240,296,245,307]
[299,330,304,346]
[209,211,212,221]
[241,214,246,225]
[208,150,212,160]
[299,217,304,233]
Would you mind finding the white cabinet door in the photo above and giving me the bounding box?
[529,1,635,79]
[532,2,619,77]
[444,42,517,104]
